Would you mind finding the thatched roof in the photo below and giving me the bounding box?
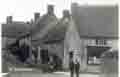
[71,4,118,38]
[31,13,58,45]
[2,5,118,45]
[41,18,69,44]
[2,21,31,38]
[38,5,118,44]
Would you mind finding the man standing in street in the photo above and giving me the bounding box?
[74,57,80,77]
[69,52,74,77]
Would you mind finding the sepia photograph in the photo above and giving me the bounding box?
[1,0,118,77]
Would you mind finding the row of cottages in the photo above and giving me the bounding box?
[31,4,118,71]
[2,5,58,62]
[2,5,66,65]
[2,4,118,71]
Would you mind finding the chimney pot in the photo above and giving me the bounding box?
[63,10,70,18]
[7,16,12,24]
[34,12,40,22]
[47,4,54,15]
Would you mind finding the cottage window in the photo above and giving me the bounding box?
[96,39,107,45]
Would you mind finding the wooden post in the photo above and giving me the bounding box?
[37,46,41,64]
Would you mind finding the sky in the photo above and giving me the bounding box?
[0,0,118,23]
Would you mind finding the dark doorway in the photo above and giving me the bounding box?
[87,46,111,64]
[40,49,49,64]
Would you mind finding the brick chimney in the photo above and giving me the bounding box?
[63,10,70,18]
[34,12,40,22]
[62,10,71,23]
[6,16,12,24]
[47,5,54,15]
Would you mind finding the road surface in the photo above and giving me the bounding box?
[3,71,100,77]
